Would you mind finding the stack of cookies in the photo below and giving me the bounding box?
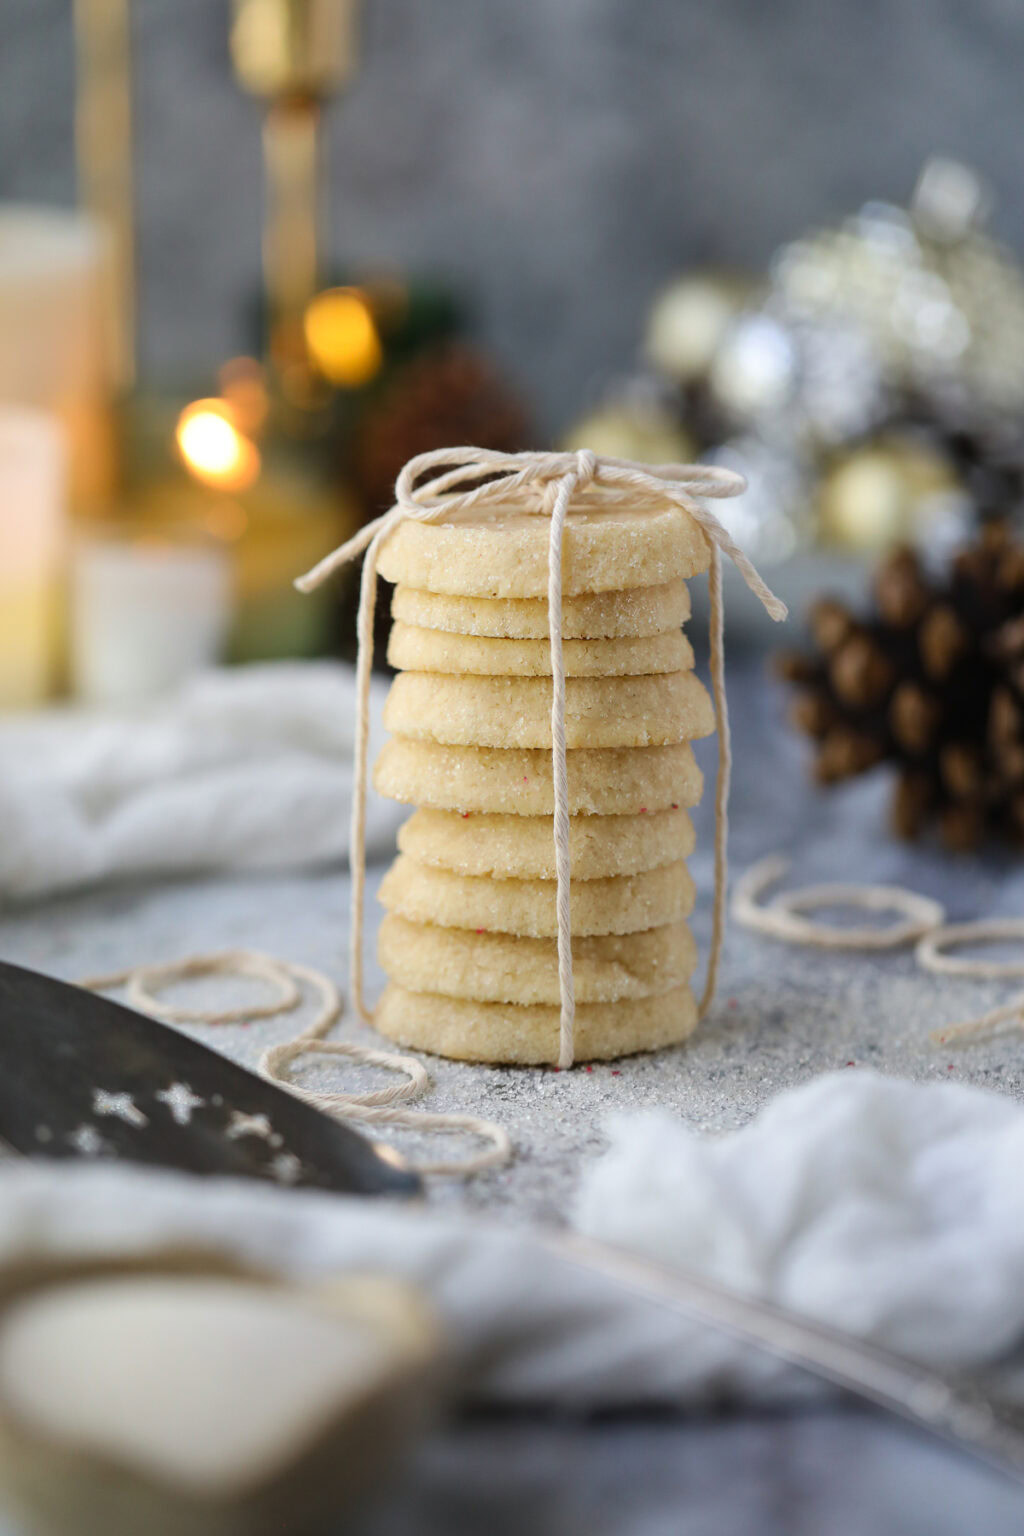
[371,501,715,1065]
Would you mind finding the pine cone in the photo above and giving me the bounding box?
[777,523,1024,851]
[351,344,529,518]
[337,344,528,667]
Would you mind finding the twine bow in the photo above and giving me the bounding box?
[298,447,787,1069]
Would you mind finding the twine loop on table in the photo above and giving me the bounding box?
[733,856,946,950]
[917,919,1024,979]
[733,855,1024,1053]
[83,952,511,1177]
[298,446,787,1070]
[918,921,1024,1047]
[90,950,304,1024]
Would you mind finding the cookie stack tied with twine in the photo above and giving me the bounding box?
[298,448,786,1070]
[377,537,714,1064]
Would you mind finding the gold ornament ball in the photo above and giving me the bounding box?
[561,404,696,465]
[818,440,962,552]
[644,273,752,384]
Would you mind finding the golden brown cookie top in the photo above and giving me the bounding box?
[377,505,710,598]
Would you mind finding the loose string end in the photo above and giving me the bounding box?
[929,996,1024,1049]
[294,511,398,594]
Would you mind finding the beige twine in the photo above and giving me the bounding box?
[82,952,512,1177]
[733,854,1024,1052]
[733,856,946,949]
[917,921,1024,1047]
[297,446,787,1070]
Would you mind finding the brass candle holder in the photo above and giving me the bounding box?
[230,0,361,403]
[64,0,364,682]
[73,0,134,393]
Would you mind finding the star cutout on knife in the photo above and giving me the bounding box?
[92,1089,149,1128]
[67,1124,108,1157]
[155,1082,205,1126]
[270,1152,303,1185]
[225,1111,274,1142]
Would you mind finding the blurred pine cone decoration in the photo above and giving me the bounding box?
[778,522,1024,850]
[351,343,529,518]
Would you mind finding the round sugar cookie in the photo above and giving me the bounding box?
[391,580,692,639]
[382,671,714,749]
[379,855,696,938]
[375,983,699,1064]
[377,914,697,1004]
[374,739,704,815]
[376,506,710,597]
[397,806,696,880]
[386,623,693,678]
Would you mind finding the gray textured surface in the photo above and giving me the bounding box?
[4,1,1024,430]
[1,662,1021,1220]
[353,1409,1024,1536]
[3,659,1024,1532]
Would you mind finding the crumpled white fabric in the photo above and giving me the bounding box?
[0,1070,1022,1409]
[0,663,402,900]
[575,1069,1024,1377]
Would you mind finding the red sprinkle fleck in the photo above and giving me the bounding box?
[461,812,471,819]
[671,803,679,810]
[639,806,647,814]
[523,776,529,784]
[475,928,484,934]
[585,1065,593,1073]
[947,1064,955,1072]
[845,1060,856,1068]
[611,1069,621,1076]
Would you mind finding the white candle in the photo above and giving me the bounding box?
[71,532,232,705]
[0,406,67,709]
[0,205,115,506]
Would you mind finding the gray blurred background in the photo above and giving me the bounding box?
[3,0,1023,433]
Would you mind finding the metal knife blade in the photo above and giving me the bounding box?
[0,961,420,1199]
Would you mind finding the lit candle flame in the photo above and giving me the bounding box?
[176,399,260,492]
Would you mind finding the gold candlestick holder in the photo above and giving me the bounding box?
[61,0,364,682]
[230,0,360,402]
[74,0,135,393]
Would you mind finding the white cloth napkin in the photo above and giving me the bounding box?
[576,1068,1024,1377]
[0,664,402,900]
[1,1070,1022,1409]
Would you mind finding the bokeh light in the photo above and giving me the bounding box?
[303,287,383,387]
[175,399,260,492]
[217,357,269,436]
